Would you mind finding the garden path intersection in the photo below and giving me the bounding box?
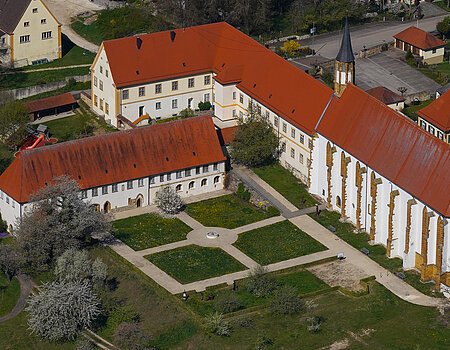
[108,171,445,307]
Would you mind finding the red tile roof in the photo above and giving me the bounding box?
[101,22,333,135]
[394,26,446,50]
[317,84,450,217]
[0,116,226,203]
[217,126,238,145]
[417,90,450,132]
[366,86,405,105]
[26,93,76,114]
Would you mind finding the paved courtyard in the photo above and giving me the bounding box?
[108,168,444,307]
[356,49,441,94]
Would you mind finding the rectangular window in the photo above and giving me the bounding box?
[20,35,30,43]
[127,180,133,190]
[155,102,161,110]
[239,111,243,118]
[24,22,30,27]
[33,8,38,13]
[167,173,171,181]
[204,75,210,85]
[122,89,129,100]
[239,94,244,104]
[94,95,98,107]
[281,142,286,153]
[290,148,295,158]
[176,171,182,179]
[172,81,178,91]
[437,131,444,140]
[185,169,191,177]
[138,178,144,187]
[160,175,164,182]
[94,76,98,87]
[99,80,103,91]
[42,31,52,40]
[112,184,118,193]
[265,111,270,120]
[6,197,9,204]
[232,91,236,100]
[100,66,103,74]
[308,140,313,149]
[204,93,210,102]
[155,83,162,94]
[172,99,178,109]
[188,78,195,88]
[102,186,108,195]
[282,122,287,133]
[196,166,201,175]
[274,116,279,127]
[203,165,209,173]
[92,188,98,197]
[300,134,305,144]
[232,109,237,118]
[291,128,295,139]
[106,70,109,78]
[213,163,218,171]
[257,105,262,114]
[81,190,87,199]
[139,87,145,97]
[99,99,104,111]
[432,49,437,54]
[428,125,435,134]
[299,153,304,164]
[105,103,109,115]
[150,177,155,184]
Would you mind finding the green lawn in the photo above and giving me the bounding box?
[435,0,450,11]
[185,194,277,229]
[44,101,116,142]
[234,221,327,265]
[402,100,432,122]
[21,46,95,70]
[146,245,247,284]
[0,273,20,317]
[113,213,192,250]
[253,163,317,209]
[0,67,90,90]
[310,210,443,297]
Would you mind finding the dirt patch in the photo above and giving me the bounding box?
[308,260,370,292]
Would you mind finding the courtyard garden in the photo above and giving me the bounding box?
[252,163,317,209]
[113,213,192,250]
[146,245,247,284]
[185,194,278,229]
[234,220,327,265]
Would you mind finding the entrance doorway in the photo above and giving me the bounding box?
[103,201,111,213]
[188,98,193,109]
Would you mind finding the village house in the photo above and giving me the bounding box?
[0,0,61,67]
[417,90,450,143]
[393,26,446,65]
[366,86,406,111]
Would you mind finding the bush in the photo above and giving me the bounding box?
[307,316,323,333]
[270,285,304,315]
[255,335,273,349]
[246,265,277,298]
[236,182,251,202]
[179,108,195,118]
[266,206,279,216]
[198,101,212,111]
[204,311,231,336]
[215,293,242,313]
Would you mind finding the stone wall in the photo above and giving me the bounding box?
[358,41,393,59]
[225,172,273,210]
[404,91,432,104]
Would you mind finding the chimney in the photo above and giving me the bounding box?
[136,36,143,50]
[170,31,176,42]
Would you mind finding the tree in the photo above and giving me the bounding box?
[26,280,101,342]
[230,103,279,167]
[113,322,150,350]
[204,311,231,336]
[0,245,23,281]
[155,186,184,215]
[246,265,277,297]
[16,176,111,270]
[0,212,7,232]
[281,40,301,57]
[270,285,304,314]
[55,248,108,286]
[437,16,450,39]
[0,100,28,147]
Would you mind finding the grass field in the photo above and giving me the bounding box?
[185,194,277,229]
[113,213,192,250]
[21,46,95,70]
[0,273,20,317]
[310,210,443,297]
[234,221,327,265]
[402,100,433,121]
[146,245,246,284]
[253,163,317,209]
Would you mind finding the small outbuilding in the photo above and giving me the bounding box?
[366,86,406,111]
[26,93,77,120]
[393,26,446,64]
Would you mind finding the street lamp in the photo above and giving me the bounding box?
[182,291,188,301]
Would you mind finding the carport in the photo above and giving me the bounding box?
[26,93,77,121]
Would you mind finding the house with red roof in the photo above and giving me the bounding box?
[417,90,450,143]
[0,116,226,230]
[366,86,406,111]
[394,26,446,64]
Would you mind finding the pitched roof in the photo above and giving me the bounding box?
[436,82,450,96]
[26,93,76,114]
[217,126,238,145]
[101,22,333,135]
[0,116,226,203]
[417,90,450,132]
[336,18,355,63]
[366,86,405,105]
[393,26,446,50]
[317,84,450,217]
[0,0,31,34]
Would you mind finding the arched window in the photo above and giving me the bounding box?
[201,179,207,187]
[336,196,341,208]
[103,201,111,213]
[214,176,220,184]
[189,181,195,189]
[176,184,182,192]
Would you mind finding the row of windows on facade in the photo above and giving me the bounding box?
[80,164,220,198]
[81,175,221,199]
[151,93,211,111]
[23,18,47,27]
[93,96,109,115]
[121,75,211,100]
[19,31,52,43]
[0,191,15,208]
[419,119,447,142]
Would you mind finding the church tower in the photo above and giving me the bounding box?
[334,18,355,96]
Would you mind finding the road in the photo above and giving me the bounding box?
[302,15,448,59]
